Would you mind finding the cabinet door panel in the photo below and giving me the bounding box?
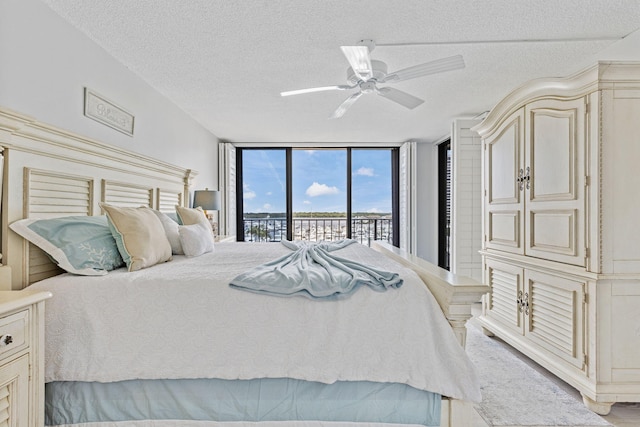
[488,211,520,248]
[0,354,29,427]
[529,114,573,199]
[529,209,578,256]
[525,270,586,371]
[525,99,585,266]
[485,259,524,334]
[484,109,525,254]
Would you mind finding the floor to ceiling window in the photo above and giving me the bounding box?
[351,149,393,246]
[237,149,288,242]
[292,149,347,241]
[236,147,397,246]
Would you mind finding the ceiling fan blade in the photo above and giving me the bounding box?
[281,85,353,97]
[329,92,363,119]
[376,87,424,109]
[340,45,373,81]
[381,55,465,83]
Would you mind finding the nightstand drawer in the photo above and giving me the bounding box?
[0,309,28,358]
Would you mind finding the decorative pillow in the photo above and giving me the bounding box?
[9,215,124,275]
[165,211,180,224]
[151,209,184,255]
[175,205,211,230]
[178,222,215,257]
[100,203,172,272]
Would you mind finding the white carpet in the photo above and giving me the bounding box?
[465,321,611,426]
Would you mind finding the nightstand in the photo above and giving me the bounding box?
[0,290,52,427]
[0,266,11,291]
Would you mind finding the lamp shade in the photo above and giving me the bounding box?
[193,189,221,211]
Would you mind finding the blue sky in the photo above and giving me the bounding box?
[242,149,392,214]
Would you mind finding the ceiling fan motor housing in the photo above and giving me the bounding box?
[347,59,388,84]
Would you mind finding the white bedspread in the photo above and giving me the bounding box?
[30,242,481,402]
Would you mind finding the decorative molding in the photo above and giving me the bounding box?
[84,88,134,136]
[0,106,197,186]
[473,62,640,139]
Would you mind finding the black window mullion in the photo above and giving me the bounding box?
[391,148,400,247]
[286,148,293,241]
[346,148,352,239]
[235,148,245,241]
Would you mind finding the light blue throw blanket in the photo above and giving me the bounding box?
[229,239,403,300]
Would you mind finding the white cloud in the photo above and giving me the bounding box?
[367,207,381,213]
[243,183,256,200]
[263,203,272,210]
[306,182,339,197]
[266,191,272,196]
[303,200,311,205]
[355,167,374,176]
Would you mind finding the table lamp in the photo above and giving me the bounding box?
[193,189,221,235]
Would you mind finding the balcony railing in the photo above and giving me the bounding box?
[242,217,392,246]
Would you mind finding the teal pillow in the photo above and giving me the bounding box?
[10,215,124,276]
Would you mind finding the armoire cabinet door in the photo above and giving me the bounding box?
[524,98,586,267]
[485,258,524,335]
[524,269,587,371]
[484,108,525,255]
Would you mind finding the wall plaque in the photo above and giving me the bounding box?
[84,88,134,136]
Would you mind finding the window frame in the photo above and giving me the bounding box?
[235,146,399,244]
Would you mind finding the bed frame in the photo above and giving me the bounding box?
[0,107,194,288]
[0,105,489,427]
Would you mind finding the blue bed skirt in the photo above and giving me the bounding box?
[46,377,441,426]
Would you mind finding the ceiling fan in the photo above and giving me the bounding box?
[280,39,465,119]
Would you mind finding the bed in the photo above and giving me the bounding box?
[0,106,489,427]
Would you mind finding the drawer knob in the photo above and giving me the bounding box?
[0,334,12,346]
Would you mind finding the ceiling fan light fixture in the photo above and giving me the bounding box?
[347,60,388,84]
[340,46,373,80]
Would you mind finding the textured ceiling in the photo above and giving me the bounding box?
[41,0,640,144]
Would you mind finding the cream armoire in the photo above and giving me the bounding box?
[473,61,640,415]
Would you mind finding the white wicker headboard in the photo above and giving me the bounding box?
[0,107,197,289]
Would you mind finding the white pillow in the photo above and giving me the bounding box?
[178,223,215,257]
[152,210,184,255]
[175,205,211,230]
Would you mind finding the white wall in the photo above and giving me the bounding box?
[415,142,438,262]
[0,0,219,193]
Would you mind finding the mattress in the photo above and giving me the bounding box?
[30,241,481,425]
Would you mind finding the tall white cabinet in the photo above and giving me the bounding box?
[473,61,640,415]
